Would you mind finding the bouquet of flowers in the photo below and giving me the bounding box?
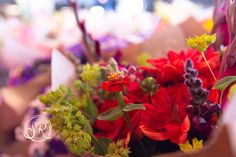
[8,1,236,157]
[36,32,225,157]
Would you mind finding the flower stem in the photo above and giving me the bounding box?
[90,133,107,155]
[68,0,97,64]
[116,92,149,157]
[201,52,217,81]
[219,89,224,106]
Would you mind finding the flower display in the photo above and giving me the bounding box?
[37,33,223,157]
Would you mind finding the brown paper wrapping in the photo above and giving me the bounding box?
[156,126,234,157]
[118,17,206,63]
[0,70,50,138]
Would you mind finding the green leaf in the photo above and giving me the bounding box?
[83,120,93,134]
[97,106,122,121]
[122,103,146,112]
[93,137,113,155]
[74,80,93,92]
[87,98,98,119]
[213,76,236,91]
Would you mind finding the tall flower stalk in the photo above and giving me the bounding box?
[68,0,99,64]
[187,34,217,81]
[184,59,220,138]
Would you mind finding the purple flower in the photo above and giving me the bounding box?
[8,58,51,86]
[184,59,220,139]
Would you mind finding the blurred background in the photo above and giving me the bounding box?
[0,0,214,86]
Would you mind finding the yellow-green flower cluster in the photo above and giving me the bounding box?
[62,126,92,155]
[40,85,94,155]
[105,140,130,157]
[179,138,203,153]
[80,64,101,87]
[187,34,216,52]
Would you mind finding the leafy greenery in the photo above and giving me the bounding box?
[122,104,146,112]
[94,137,113,155]
[213,76,236,91]
[80,64,101,87]
[40,62,131,156]
[40,85,94,155]
[97,106,123,121]
[213,76,236,104]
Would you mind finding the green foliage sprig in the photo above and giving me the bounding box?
[40,62,130,156]
[40,85,94,155]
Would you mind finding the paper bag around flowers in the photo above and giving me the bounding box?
[0,70,50,139]
[156,126,233,157]
[120,21,188,62]
[142,24,187,58]
[102,24,187,65]
[119,17,206,62]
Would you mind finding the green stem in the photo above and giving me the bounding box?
[116,92,149,157]
[201,52,217,81]
[220,89,224,106]
[90,133,107,155]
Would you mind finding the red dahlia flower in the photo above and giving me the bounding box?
[140,84,190,144]
[102,72,130,93]
[141,47,220,88]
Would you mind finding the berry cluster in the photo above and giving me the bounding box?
[184,59,220,134]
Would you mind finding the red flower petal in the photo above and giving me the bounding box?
[140,125,169,141]
[168,50,180,62]
[208,89,220,103]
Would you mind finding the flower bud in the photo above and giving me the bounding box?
[140,77,159,95]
